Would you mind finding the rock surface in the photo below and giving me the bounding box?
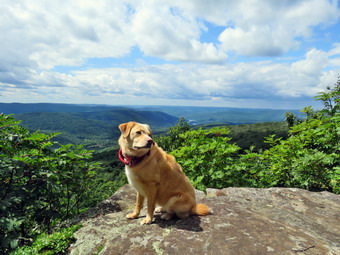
[69,184,340,255]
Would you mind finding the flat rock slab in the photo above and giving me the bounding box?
[69,185,340,255]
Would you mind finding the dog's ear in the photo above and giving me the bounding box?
[119,122,135,138]
[143,124,153,137]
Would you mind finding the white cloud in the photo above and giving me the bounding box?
[328,43,340,56]
[130,2,226,63]
[1,0,340,108]
[0,0,228,73]
[219,26,296,56]
[319,70,340,89]
[218,0,339,56]
[329,57,340,67]
[2,0,338,72]
[3,47,336,106]
[1,0,135,70]
[291,49,329,75]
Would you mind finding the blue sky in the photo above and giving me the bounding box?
[1,0,340,109]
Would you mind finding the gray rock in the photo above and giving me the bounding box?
[69,185,340,255]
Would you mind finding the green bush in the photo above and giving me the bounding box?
[171,128,240,190]
[258,82,339,193]
[156,117,191,152]
[0,114,100,254]
[259,115,339,192]
[11,225,81,255]
[157,79,339,193]
[85,147,128,208]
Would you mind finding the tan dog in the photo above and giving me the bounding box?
[118,121,210,225]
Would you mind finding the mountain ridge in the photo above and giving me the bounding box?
[0,102,301,124]
[0,103,296,148]
[11,108,178,147]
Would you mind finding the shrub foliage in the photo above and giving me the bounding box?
[158,80,340,193]
[170,128,240,190]
[11,225,81,255]
[0,114,99,254]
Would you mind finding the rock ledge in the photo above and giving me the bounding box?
[69,185,340,255]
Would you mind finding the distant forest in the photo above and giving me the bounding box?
[0,102,298,149]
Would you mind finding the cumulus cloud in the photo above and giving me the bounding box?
[130,3,226,62]
[218,0,339,56]
[2,0,338,71]
[6,1,134,67]
[291,49,329,75]
[0,0,227,73]
[219,26,295,56]
[3,48,334,105]
[328,43,340,56]
[1,0,340,108]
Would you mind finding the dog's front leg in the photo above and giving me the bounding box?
[140,185,157,225]
[126,192,144,219]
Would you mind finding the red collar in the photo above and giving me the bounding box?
[118,148,151,167]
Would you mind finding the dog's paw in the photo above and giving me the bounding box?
[140,217,152,225]
[154,207,163,213]
[126,212,139,219]
[161,212,174,221]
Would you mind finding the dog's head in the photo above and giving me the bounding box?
[118,122,154,155]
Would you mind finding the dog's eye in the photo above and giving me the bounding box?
[136,131,142,135]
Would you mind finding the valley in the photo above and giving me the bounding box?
[0,102,292,149]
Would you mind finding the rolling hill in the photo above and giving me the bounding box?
[135,105,303,124]
[1,103,302,125]
[1,103,298,149]
[10,106,178,148]
[75,109,178,128]
[0,102,114,114]
[14,112,112,145]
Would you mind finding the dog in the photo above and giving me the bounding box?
[118,121,210,225]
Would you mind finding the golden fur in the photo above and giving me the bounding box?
[118,121,210,225]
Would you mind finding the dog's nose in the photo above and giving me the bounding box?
[146,137,154,146]
[147,138,154,145]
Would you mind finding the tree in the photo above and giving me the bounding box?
[315,77,340,117]
[155,117,191,152]
[285,111,302,128]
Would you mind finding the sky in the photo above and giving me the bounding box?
[1,0,340,109]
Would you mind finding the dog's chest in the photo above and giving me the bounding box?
[125,166,147,197]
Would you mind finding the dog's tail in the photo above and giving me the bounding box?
[191,203,211,216]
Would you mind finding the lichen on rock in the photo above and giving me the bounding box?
[69,184,340,255]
